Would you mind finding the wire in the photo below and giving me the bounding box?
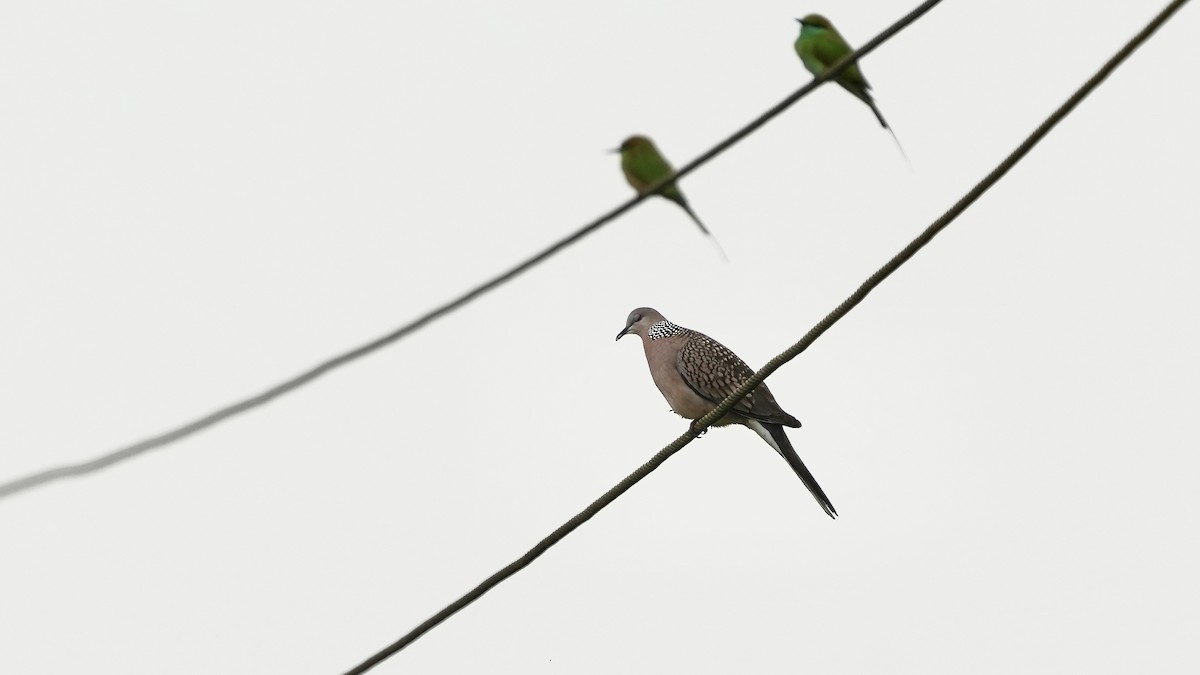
[337,1,1191,672]
[0,0,944,502]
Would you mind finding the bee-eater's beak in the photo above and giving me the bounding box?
[796,18,805,25]
[607,148,621,154]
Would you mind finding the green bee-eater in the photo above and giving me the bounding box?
[615,135,727,260]
[795,14,907,159]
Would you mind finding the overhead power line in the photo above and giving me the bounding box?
[0,0,944,502]
[338,1,1191,672]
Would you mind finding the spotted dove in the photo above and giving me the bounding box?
[617,307,837,518]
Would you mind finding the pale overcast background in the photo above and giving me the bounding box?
[2,1,1198,673]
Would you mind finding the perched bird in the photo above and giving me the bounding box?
[614,135,728,260]
[794,14,907,159]
[617,307,837,518]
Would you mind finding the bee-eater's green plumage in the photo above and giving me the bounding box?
[618,135,701,228]
[616,135,727,260]
[795,14,889,128]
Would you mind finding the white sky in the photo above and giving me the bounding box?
[2,1,1198,673]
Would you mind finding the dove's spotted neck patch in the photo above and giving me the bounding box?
[647,320,686,341]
